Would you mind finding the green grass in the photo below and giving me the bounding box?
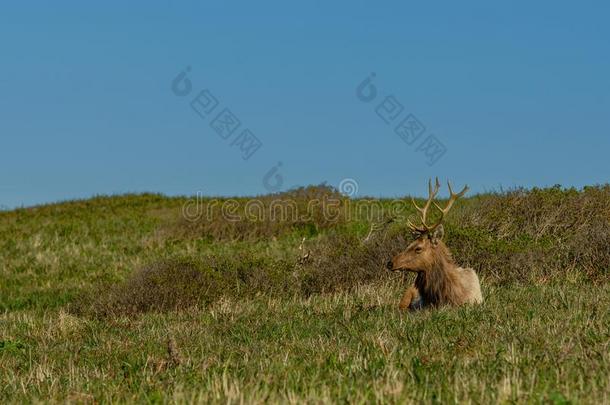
[1,189,609,403]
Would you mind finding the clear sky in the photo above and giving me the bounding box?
[1,1,609,208]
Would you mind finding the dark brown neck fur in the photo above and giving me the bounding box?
[414,243,464,306]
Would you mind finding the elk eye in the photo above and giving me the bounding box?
[415,247,423,253]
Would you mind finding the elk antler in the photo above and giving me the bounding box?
[407,177,441,234]
[430,181,469,230]
[407,179,469,234]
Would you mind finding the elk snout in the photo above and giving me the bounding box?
[386,260,394,271]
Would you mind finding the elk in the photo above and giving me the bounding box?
[386,178,482,310]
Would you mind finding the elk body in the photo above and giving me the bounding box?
[387,179,482,310]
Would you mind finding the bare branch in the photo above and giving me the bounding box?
[363,217,394,244]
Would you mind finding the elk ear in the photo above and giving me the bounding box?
[430,225,444,245]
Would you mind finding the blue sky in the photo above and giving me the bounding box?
[1,1,609,208]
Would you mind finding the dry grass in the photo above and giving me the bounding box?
[3,281,610,403]
[2,185,609,402]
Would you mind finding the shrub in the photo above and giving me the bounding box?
[71,255,296,318]
[449,185,610,283]
[299,228,402,295]
[164,185,348,242]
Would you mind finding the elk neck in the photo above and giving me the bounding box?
[414,243,462,306]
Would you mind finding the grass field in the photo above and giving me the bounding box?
[1,187,609,403]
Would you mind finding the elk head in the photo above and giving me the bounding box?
[386,178,469,273]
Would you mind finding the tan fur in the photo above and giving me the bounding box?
[389,229,483,309]
[389,178,482,310]
[398,286,420,310]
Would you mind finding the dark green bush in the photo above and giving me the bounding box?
[71,255,296,318]
[299,229,402,295]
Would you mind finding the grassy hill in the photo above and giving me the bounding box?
[1,186,609,403]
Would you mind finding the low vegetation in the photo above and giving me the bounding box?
[1,185,608,402]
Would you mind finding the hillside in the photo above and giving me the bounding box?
[1,185,609,403]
